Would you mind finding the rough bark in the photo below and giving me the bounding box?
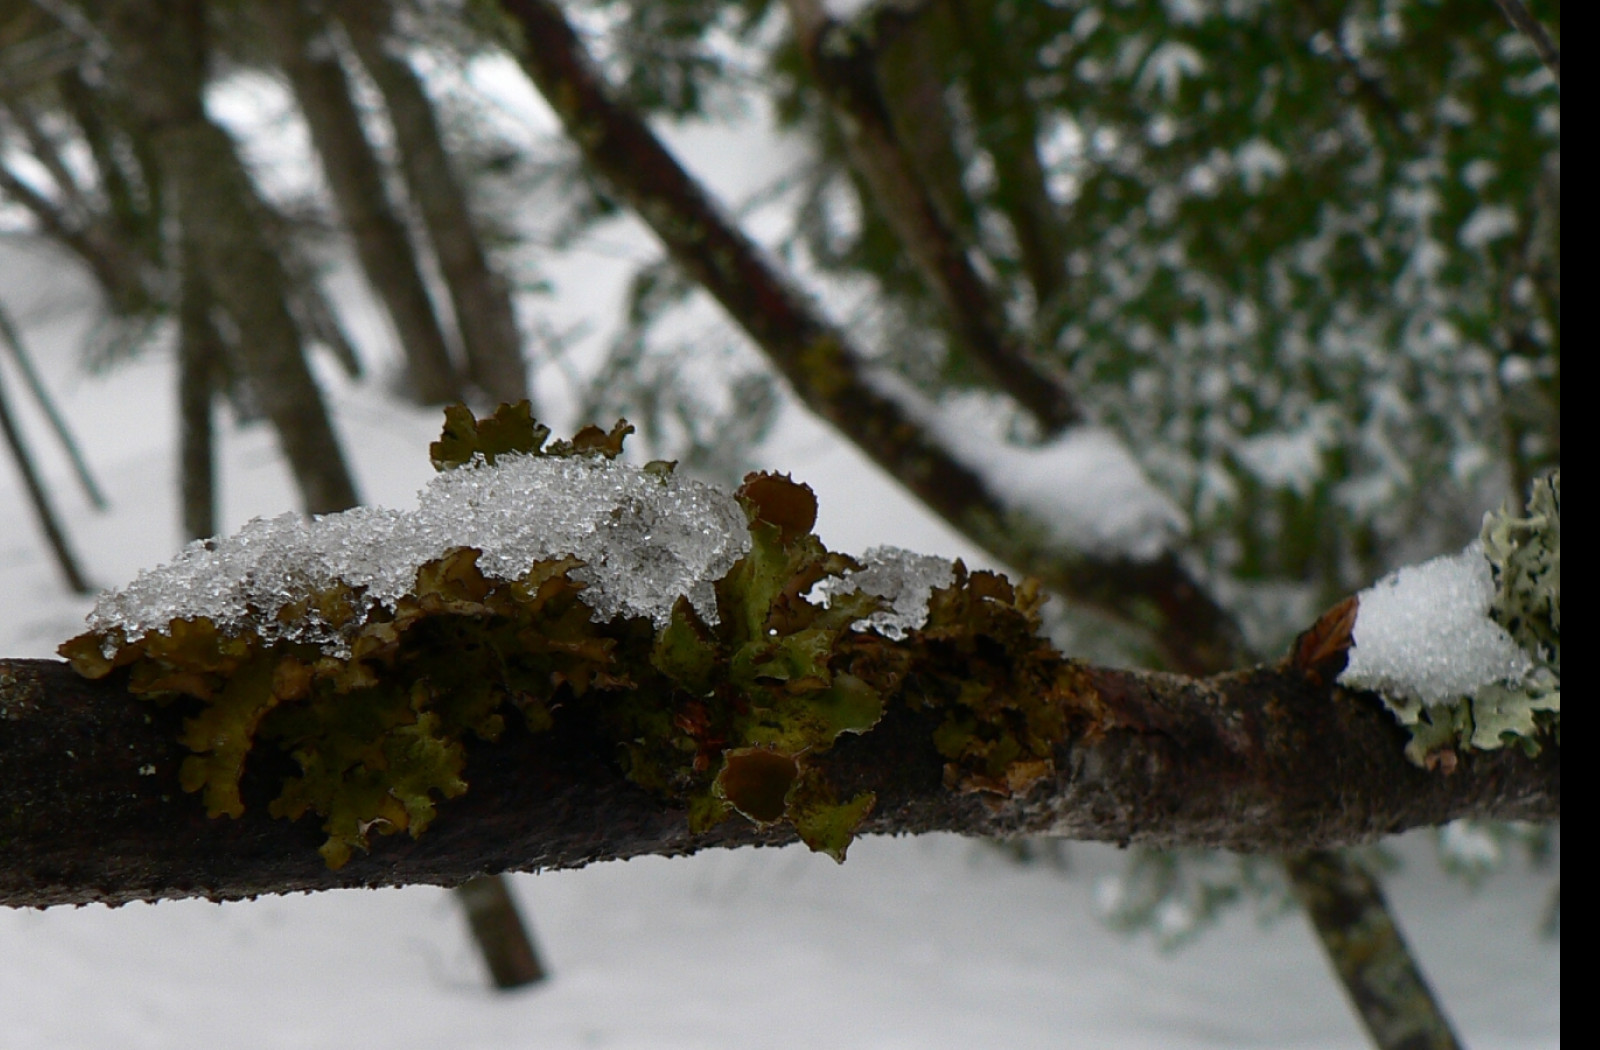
[102,0,359,516]
[256,0,464,406]
[340,0,530,407]
[499,0,1239,674]
[0,653,1557,909]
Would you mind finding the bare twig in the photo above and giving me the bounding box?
[1493,0,1560,85]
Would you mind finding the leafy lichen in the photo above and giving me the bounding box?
[62,403,1098,868]
[1373,471,1561,767]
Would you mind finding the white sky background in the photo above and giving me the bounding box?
[0,46,1558,1049]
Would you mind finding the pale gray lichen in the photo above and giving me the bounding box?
[1372,472,1560,764]
[1474,469,1560,753]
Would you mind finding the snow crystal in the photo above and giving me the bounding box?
[1338,542,1532,707]
[830,546,955,640]
[86,454,751,649]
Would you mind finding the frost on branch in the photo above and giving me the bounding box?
[60,405,1096,870]
[1339,471,1560,766]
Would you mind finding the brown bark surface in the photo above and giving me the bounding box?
[0,655,1557,908]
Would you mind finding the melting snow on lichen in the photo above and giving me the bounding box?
[86,454,751,649]
[830,546,955,639]
[1338,542,1530,707]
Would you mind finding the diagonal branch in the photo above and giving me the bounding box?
[1493,0,1560,85]
[497,0,1238,673]
[782,0,1080,433]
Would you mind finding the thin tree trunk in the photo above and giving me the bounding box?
[0,299,107,510]
[103,0,359,516]
[1287,850,1464,1050]
[456,875,548,989]
[340,0,529,406]
[0,351,92,595]
[177,248,219,543]
[255,0,463,406]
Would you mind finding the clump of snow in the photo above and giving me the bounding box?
[831,546,955,639]
[867,378,1186,561]
[86,454,751,649]
[1339,542,1532,706]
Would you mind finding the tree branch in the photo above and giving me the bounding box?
[1493,0,1559,86]
[0,648,1556,909]
[783,0,1079,433]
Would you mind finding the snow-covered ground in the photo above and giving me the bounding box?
[0,231,1560,1048]
[0,833,1561,1050]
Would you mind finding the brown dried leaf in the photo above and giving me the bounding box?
[1288,595,1359,684]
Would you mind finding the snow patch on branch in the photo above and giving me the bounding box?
[1338,543,1531,707]
[87,454,752,648]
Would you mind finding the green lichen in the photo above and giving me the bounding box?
[62,545,612,868]
[616,468,896,858]
[904,566,1099,796]
[61,403,1098,868]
